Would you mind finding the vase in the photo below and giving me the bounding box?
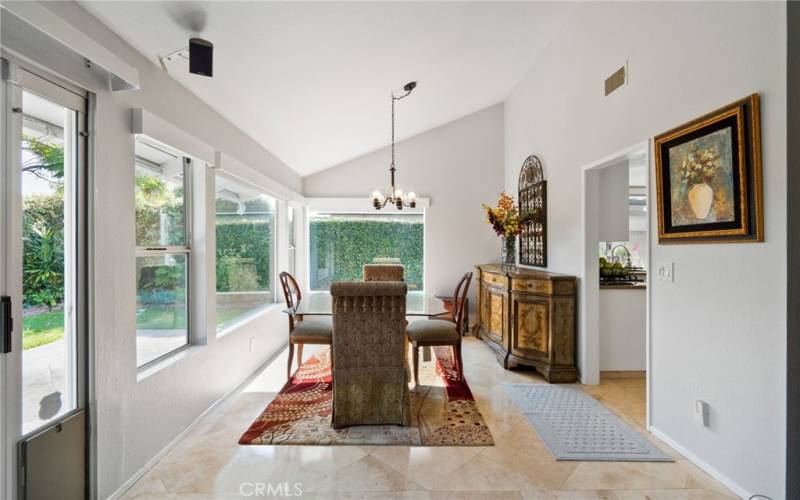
[501,236,516,271]
[688,182,714,220]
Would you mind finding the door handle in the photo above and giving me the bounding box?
[1,296,11,353]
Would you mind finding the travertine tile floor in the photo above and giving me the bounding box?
[122,337,737,499]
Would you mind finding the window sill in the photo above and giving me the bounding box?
[215,302,284,339]
[137,344,203,382]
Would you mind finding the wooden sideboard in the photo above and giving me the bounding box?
[474,264,578,383]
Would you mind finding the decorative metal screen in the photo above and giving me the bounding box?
[518,155,547,267]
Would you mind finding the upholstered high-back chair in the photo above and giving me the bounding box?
[330,281,410,428]
[363,264,404,282]
[406,272,472,385]
[279,271,332,380]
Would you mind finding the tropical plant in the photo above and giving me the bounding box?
[22,135,64,181]
[23,225,64,309]
[135,172,185,245]
[21,136,66,309]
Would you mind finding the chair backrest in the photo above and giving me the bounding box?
[330,281,407,369]
[363,264,404,282]
[451,272,473,334]
[279,271,301,330]
[330,280,410,427]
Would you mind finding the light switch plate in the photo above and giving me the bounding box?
[695,400,710,427]
[657,263,674,282]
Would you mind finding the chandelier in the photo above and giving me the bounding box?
[371,81,418,210]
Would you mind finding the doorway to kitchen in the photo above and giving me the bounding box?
[580,141,651,427]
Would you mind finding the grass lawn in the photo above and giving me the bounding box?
[23,303,270,350]
[23,310,65,350]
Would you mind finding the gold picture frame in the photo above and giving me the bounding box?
[654,94,763,243]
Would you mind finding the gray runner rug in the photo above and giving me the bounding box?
[503,383,672,462]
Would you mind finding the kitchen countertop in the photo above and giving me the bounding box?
[600,283,646,290]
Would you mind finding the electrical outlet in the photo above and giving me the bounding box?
[657,263,674,282]
[249,337,255,352]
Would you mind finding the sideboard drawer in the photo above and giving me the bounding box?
[483,272,508,289]
[511,279,552,295]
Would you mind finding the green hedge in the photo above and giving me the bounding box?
[216,216,272,292]
[309,218,423,290]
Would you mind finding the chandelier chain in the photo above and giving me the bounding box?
[372,82,417,210]
[391,92,395,170]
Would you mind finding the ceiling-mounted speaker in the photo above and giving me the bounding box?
[189,38,213,77]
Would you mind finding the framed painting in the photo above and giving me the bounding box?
[654,94,763,243]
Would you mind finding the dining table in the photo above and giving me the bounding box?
[284,290,448,317]
[284,290,449,361]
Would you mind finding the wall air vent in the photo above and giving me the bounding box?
[604,64,627,96]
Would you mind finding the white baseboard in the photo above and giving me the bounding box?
[105,345,287,500]
[648,426,749,499]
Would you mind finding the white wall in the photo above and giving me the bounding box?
[304,104,505,306]
[599,288,646,372]
[504,2,786,498]
[2,2,302,498]
[597,160,629,242]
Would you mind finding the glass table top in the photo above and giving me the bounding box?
[285,291,448,317]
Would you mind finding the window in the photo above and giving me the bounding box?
[309,213,423,291]
[288,206,296,277]
[215,174,276,331]
[134,138,191,367]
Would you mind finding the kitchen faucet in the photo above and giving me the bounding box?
[611,244,631,267]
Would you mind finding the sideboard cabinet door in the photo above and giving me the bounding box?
[485,285,507,346]
[511,293,550,360]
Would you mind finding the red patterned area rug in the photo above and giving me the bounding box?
[239,347,494,446]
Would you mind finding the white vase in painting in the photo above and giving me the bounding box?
[687,182,713,220]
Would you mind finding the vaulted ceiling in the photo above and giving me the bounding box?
[81,1,573,176]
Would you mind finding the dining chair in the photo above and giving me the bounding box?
[363,264,404,282]
[279,271,332,380]
[406,272,472,385]
[330,280,410,428]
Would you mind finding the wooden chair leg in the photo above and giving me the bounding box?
[297,343,304,369]
[455,341,464,380]
[412,344,420,387]
[287,342,295,381]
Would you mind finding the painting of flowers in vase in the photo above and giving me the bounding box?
[655,94,763,243]
[669,130,735,225]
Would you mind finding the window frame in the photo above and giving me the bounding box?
[134,144,194,369]
[287,205,296,278]
[213,171,278,336]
